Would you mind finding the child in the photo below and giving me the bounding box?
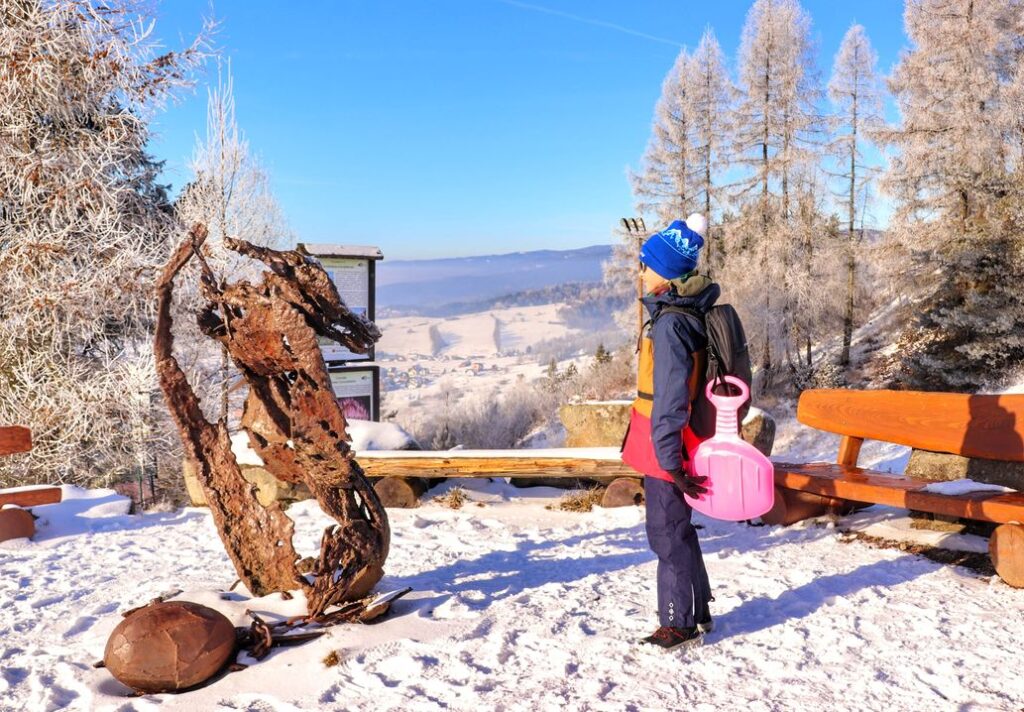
[624,214,717,652]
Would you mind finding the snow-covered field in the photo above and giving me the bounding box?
[376,301,612,442]
[3,483,1024,711]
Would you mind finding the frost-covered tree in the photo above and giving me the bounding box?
[687,28,734,275]
[602,218,646,340]
[878,0,1024,389]
[787,168,843,375]
[175,65,290,425]
[630,50,697,228]
[725,0,822,379]
[0,0,207,486]
[828,24,884,369]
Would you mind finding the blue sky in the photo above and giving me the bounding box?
[150,0,907,259]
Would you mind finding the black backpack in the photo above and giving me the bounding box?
[657,303,752,438]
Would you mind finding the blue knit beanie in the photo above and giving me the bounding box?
[639,214,706,279]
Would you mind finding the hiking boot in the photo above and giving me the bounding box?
[697,617,714,634]
[639,626,703,652]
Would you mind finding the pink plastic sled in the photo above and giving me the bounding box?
[685,376,775,521]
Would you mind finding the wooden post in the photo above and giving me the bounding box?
[837,435,864,468]
[762,486,855,527]
[601,477,645,508]
[0,508,35,542]
[373,477,428,509]
[990,522,1024,588]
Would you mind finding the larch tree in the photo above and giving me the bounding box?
[175,64,290,426]
[725,0,822,382]
[602,218,646,340]
[828,23,884,369]
[786,166,844,380]
[878,0,1024,390]
[0,0,208,486]
[630,49,698,229]
[686,28,734,276]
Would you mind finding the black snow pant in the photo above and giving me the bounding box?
[644,476,712,628]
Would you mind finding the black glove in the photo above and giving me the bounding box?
[668,468,709,498]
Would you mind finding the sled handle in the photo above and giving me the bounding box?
[705,375,749,438]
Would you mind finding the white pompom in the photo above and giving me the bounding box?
[685,213,707,237]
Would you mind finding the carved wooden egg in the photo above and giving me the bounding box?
[104,601,237,693]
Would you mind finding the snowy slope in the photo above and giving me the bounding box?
[2,484,1023,711]
[378,303,576,359]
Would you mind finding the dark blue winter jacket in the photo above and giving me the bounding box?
[641,277,721,472]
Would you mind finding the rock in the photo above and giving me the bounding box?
[741,407,776,457]
[104,601,236,694]
[240,466,312,507]
[182,459,312,508]
[558,401,631,447]
[182,457,206,507]
[601,477,645,508]
[906,449,1024,489]
[905,450,971,482]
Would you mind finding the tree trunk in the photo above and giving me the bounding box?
[760,52,772,377]
[841,80,859,368]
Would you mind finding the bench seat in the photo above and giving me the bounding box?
[0,485,62,508]
[775,462,1024,525]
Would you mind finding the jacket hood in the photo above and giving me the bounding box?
[641,274,721,317]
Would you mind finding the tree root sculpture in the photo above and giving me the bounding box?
[154,225,390,617]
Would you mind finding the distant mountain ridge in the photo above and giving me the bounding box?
[379,280,630,318]
[376,244,612,314]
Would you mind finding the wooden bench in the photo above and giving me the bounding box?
[770,389,1024,587]
[0,427,62,542]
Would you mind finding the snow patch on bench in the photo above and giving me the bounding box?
[921,479,1016,496]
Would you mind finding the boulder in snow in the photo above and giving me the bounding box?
[741,407,776,456]
[104,601,236,693]
[558,402,630,447]
[906,449,1024,490]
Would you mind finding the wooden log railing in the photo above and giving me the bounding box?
[356,447,635,480]
[357,447,641,508]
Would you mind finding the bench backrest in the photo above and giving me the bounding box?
[0,427,32,456]
[797,389,1024,465]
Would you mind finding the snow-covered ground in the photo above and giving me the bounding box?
[3,483,1023,711]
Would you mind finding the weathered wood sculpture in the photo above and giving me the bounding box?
[155,225,389,617]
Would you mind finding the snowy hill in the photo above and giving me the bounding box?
[377,245,612,315]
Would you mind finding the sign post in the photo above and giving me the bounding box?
[299,243,383,421]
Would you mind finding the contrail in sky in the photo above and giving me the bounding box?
[494,0,683,48]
